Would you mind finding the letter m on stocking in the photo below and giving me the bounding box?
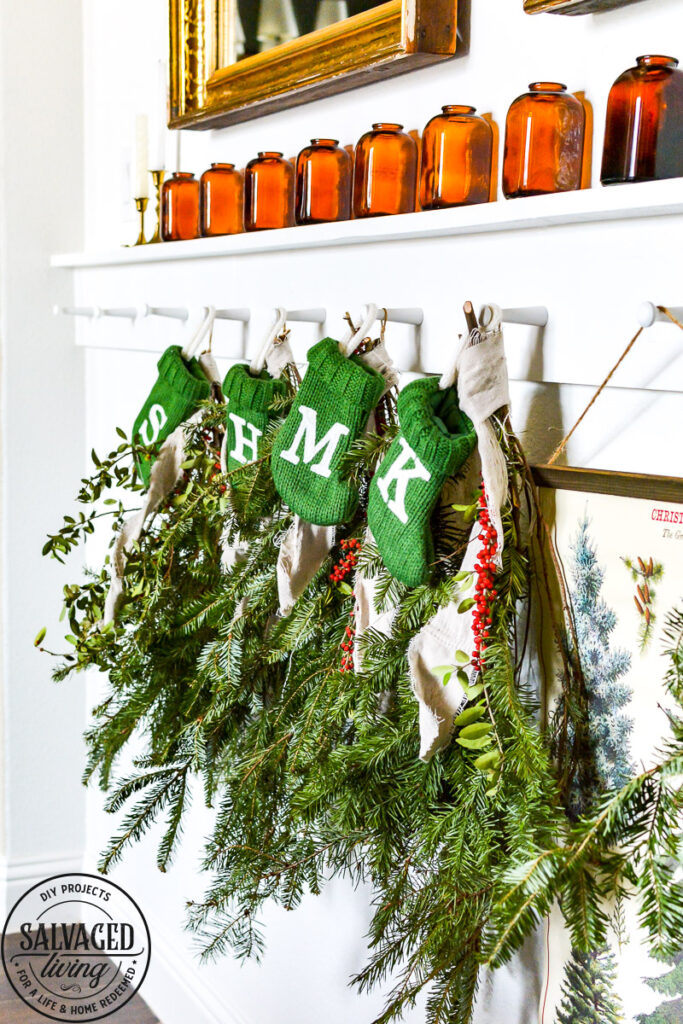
[279,405,350,478]
[377,437,431,524]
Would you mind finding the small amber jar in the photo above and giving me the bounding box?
[161,171,200,241]
[245,152,295,231]
[503,83,585,199]
[420,106,493,210]
[295,139,352,225]
[601,55,683,185]
[200,163,244,236]
[353,123,418,218]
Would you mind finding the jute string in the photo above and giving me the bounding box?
[547,306,682,466]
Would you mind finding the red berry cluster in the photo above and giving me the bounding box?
[340,611,356,673]
[471,488,498,674]
[329,537,361,583]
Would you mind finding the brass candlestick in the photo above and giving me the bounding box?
[134,197,149,245]
[149,170,165,243]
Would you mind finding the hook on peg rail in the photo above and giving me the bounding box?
[479,304,548,328]
[638,302,683,329]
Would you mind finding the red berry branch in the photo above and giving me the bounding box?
[329,538,362,672]
[471,488,498,675]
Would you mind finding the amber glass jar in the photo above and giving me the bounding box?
[420,106,493,210]
[295,139,352,225]
[200,163,244,236]
[601,55,683,185]
[244,152,295,231]
[353,123,418,218]
[161,172,200,241]
[503,83,585,199]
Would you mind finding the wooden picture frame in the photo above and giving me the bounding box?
[169,0,459,129]
[524,0,643,14]
[530,465,683,503]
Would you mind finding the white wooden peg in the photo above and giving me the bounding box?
[479,304,548,328]
[638,302,683,329]
[54,305,100,318]
[381,307,424,326]
[145,305,189,322]
[214,307,250,322]
[100,306,139,320]
[285,307,326,323]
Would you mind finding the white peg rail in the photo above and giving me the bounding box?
[479,304,548,328]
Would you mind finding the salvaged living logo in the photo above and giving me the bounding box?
[1,873,150,1022]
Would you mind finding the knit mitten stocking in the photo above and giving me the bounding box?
[222,363,288,473]
[367,376,476,587]
[272,338,384,526]
[133,345,210,487]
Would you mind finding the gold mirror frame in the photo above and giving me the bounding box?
[524,0,641,13]
[169,0,459,129]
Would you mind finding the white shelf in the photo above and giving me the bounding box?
[51,178,683,269]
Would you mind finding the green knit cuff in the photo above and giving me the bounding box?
[157,346,211,404]
[397,376,476,472]
[307,338,385,412]
[223,363,287,413]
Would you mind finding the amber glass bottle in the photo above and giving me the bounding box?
[420,106,493,210]
[295,139,352,225]
[353,123,418,218]
[244,152,295,231]
[503,83,585,199]
[161,172,200,241]
[601,55,683,185]
[200,163,244,236]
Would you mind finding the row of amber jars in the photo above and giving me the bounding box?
[161,111,491,241]
[161,55,683,239]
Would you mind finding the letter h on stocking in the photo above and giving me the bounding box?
[229,413,262,465]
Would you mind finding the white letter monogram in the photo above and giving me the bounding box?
[228,413,262,465]
[139,404,168,446]
[377,437,431,524]
[279,405,350,479]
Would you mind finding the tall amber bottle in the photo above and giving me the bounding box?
[295,139,352,225]
[161,171,200,241]
[200,163,244,236]
[601,55,683,184]
[503,83,585,199]
[245,152,295,231]
[420,106,493,210]
[353,123,418,218]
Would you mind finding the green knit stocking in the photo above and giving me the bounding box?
[133,346,210,487]
[271,338,384,525]
[223,363,287,473]
[367,376,476,587]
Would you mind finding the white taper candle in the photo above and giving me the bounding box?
[134,114,149,197]
[149,61,167,169]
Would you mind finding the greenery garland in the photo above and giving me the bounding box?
[39,370,683,1023]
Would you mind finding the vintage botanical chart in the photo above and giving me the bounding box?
[538,487,683,1024]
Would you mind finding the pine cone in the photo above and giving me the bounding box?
[634,595,644,614]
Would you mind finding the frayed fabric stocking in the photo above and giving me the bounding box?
[408,519,481,761]
[352,529,397,673]
[276,516,336,617]
[104,411,203,624]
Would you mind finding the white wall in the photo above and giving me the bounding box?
[0,0,87,919]
[58,0,683,1021]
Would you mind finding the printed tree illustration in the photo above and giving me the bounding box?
[555,516,633,1024]
[567,515,634,817]
[637,951,683,1023]
[557,947,624,1024]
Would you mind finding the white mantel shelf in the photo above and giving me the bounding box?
[51,178,683,269]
